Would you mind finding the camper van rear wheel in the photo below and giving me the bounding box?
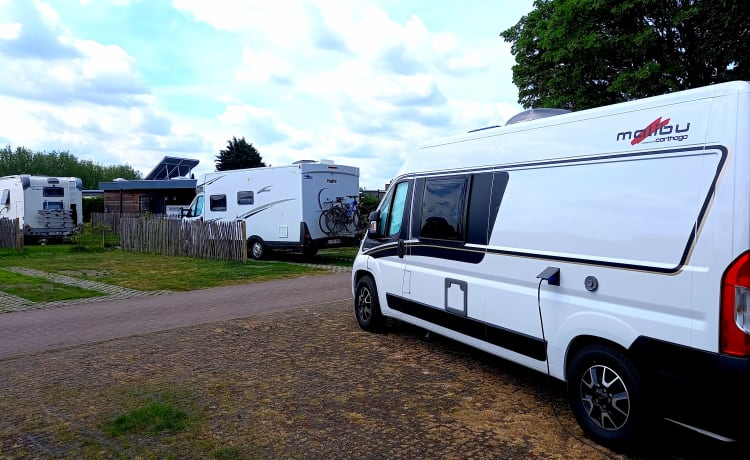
[567,344,650,447]
[354,275,383,332]
[249,239,266,260]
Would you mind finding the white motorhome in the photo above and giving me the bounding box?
[352,81,750,447]
[0,174,83,241]
[184,160,360,259]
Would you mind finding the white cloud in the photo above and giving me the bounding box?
[0,21,21,40]
[0,0,532,190]
[235,46,293,85]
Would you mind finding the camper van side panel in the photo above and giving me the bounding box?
[354,81,750,443]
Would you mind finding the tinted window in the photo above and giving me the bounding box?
[237,191,254,205]
[43,187,64,197]
[419,177,467,240]
[210,194,227,212]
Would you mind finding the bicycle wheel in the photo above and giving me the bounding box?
[319,210,334,234]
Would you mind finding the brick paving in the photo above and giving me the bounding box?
[0,267,170,313]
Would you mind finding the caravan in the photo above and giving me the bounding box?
[352,81,750,446]
[0,175,83,241]
[184,160,360,259]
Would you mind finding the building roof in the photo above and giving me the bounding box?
[144,156,200,180]
[99,179,196,191]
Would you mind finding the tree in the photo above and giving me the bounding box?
[0,145,142,189]
[500,0,750,111]
[215,137,266,171]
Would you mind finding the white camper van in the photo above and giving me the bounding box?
[352,81,750,447]
[184,160,360,259]
[0,174,83,241]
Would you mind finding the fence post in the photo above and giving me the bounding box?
[241,220,247,264]
[15,218,23,251]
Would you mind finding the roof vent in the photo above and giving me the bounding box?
[505,108,571,125]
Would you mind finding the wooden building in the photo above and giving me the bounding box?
[99,157,199,216]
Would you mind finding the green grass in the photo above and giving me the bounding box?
[0,269,105,302]
[0,244,327,292]
[103,401,190,436]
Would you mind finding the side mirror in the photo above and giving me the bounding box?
[367,211,380,237]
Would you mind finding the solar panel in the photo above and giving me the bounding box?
[144,156,200,180]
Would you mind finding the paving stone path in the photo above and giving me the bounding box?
[0,267,170,313]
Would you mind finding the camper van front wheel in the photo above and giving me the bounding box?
[355,276,383,332]
[567,344,650,447]
[250,240,266,260]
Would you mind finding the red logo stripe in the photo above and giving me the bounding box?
[631,117,670,145]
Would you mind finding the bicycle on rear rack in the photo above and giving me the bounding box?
[319,196,359,235]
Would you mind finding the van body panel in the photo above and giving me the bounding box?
[354,81,750,443]
[185,161,360,254]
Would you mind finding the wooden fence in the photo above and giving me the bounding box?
[0,218,23,251]
[91,212,141,234]
[118,217,247,262]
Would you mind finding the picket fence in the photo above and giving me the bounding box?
[90,213,247,262]
[0,218,23,250]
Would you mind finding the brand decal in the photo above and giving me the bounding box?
[257,186,272,194]
[617,116,690,145]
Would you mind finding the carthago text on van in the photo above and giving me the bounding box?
[352,80,750,448]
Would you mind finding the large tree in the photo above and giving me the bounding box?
[0,145,141,189]
[215,137,266,171]
[501,0,750,111]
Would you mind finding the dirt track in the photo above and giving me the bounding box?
[0,274,746,459]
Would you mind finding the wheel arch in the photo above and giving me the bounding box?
[555,312,638,381]
[564,335,630,381]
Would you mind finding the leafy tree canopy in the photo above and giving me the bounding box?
[215,137,266,171]
[0,145,142,189]
[501,0,750,111]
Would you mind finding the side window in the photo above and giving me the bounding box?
[419,176,468,241]
[1,189,9,206]
[193,195,204,217]
[386,182,409,237]
[209,194,227,212]
[237,191,254,205]
[374,181,409,239]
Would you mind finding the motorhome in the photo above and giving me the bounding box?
[184,160,360,259]
[352,81,750,447]
[0,174,83,241]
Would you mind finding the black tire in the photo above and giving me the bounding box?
[566,344,651,448]
[249,239,266,260]
[354,275,384,332]
[302,245,318,258]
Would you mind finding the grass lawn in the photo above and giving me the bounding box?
[0,269,106,302]
[0,244,339,292]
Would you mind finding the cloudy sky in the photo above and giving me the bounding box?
[0,0,533,190]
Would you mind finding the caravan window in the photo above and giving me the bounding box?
[1,189,8,206]
[43,187,64,197]
[237,191,254,205]
[210,194,227,212]
[43,201,63,210]
[419,176,468,241]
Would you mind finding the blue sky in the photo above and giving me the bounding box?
[0,0,534,189]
